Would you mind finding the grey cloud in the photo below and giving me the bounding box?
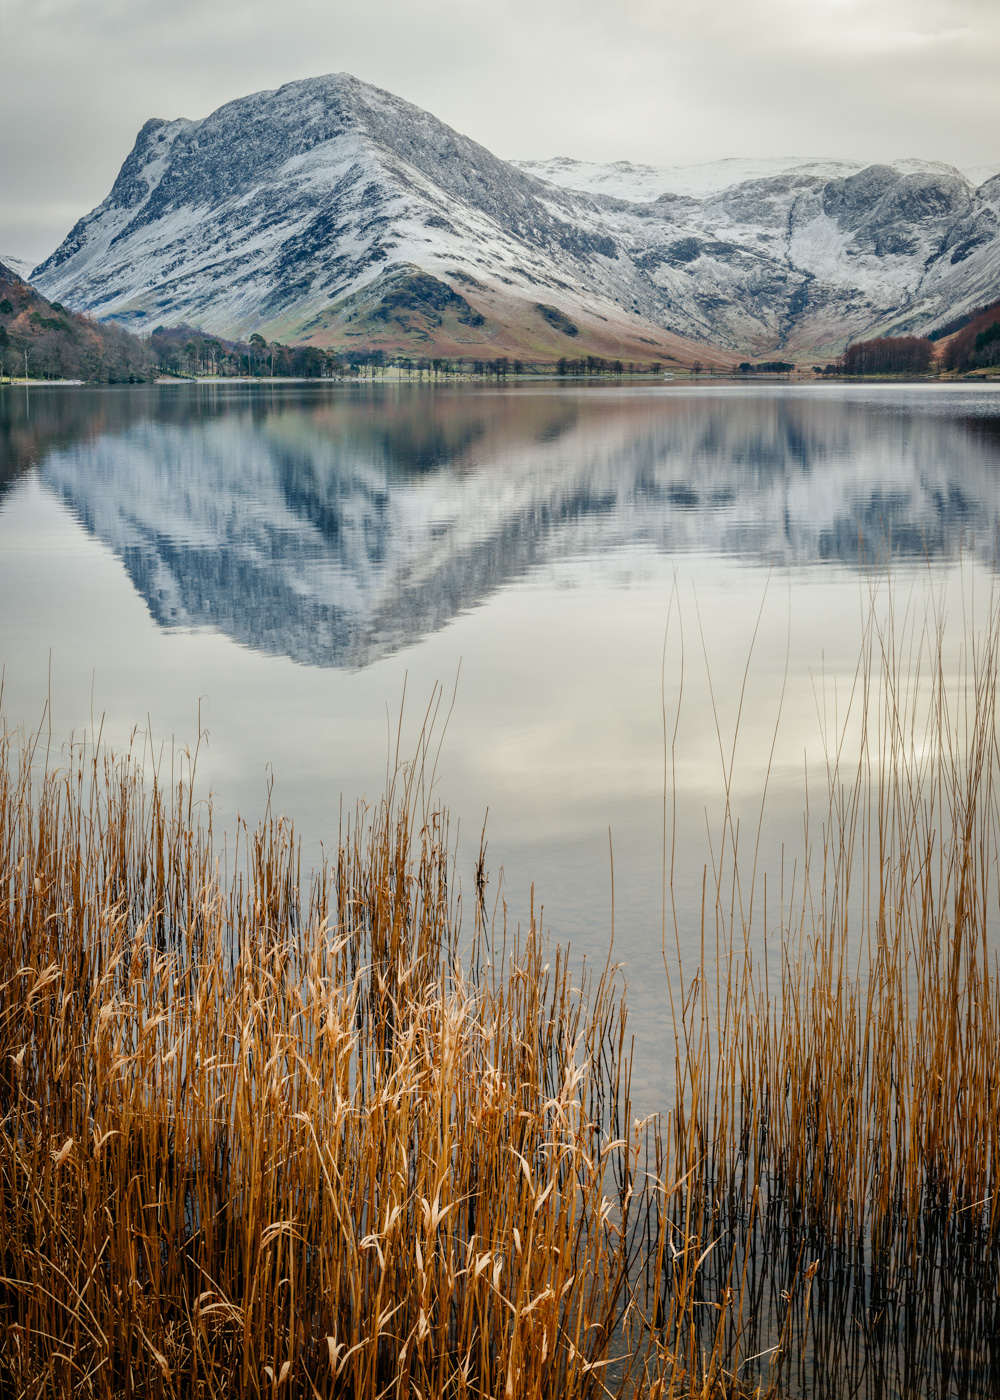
[2,0,997,266]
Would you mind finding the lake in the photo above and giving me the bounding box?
[3,377,1000,1109]
[5,377,1000,1397]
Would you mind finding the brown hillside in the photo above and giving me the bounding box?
[273,265,735,370]
[0,262,154,382]
[938,299,1000,373]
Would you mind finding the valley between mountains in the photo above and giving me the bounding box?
[25,73,1000,362]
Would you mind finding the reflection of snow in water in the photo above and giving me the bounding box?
[38,385,1000,670]
[5,382,1000,1143]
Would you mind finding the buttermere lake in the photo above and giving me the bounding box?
[6,378,1000,1398]
[2,378,1000,1107]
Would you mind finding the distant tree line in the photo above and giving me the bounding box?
[150,332,557,380]
[400,356,666,378]
[840,335,934,376]
[149,326,348,378]
[737,361,794,375]
[556,356,627,376]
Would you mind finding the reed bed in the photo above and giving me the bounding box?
[0,726,700,1400]
[6,584,1000,1400]
[659,586,1000,1396]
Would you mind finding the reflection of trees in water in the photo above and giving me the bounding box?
[0,385,137,497]
[3,383,583,486]
[0,383,277,496]
[17,385,1000,666]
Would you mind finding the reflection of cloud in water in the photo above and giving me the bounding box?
[26,387,1000,669]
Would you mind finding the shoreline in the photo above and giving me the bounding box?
[2,371,999,388]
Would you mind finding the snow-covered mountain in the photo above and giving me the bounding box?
[514,155,1000,207]
[34,387,1000,669]
[31,74,1000,357]
[515,154,1000,353]
[1,254,35,282]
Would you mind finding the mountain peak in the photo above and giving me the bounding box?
[31,76,1000,356]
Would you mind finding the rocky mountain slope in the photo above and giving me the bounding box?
[517,155,1000,354]
[31,73,1000,358]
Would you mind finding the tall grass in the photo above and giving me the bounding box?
[659,585,1000,1396]
[0,726,688,1399]
[5,584,1000,1399]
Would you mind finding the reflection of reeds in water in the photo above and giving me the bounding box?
[5,590,1000,1399]
[659,585,1000,1398]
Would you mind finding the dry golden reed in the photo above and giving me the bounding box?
[0,724,673,1399]
[670,588,1000,1227]
[5,583,1000,1400]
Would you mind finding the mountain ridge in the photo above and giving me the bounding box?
[31,73,1000,358]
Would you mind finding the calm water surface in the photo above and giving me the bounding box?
[5,379,1000,1398]
[3,378,1000,1104]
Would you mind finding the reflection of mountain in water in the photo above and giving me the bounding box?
[28,386,1000,668]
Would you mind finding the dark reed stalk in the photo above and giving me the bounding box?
[657,585,1000,1397]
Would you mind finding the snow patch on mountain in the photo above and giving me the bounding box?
[1,254,36,282]
[31,74,1000,355]
[513,156,866,203]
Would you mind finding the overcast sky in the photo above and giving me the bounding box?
[3,0,999,267]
